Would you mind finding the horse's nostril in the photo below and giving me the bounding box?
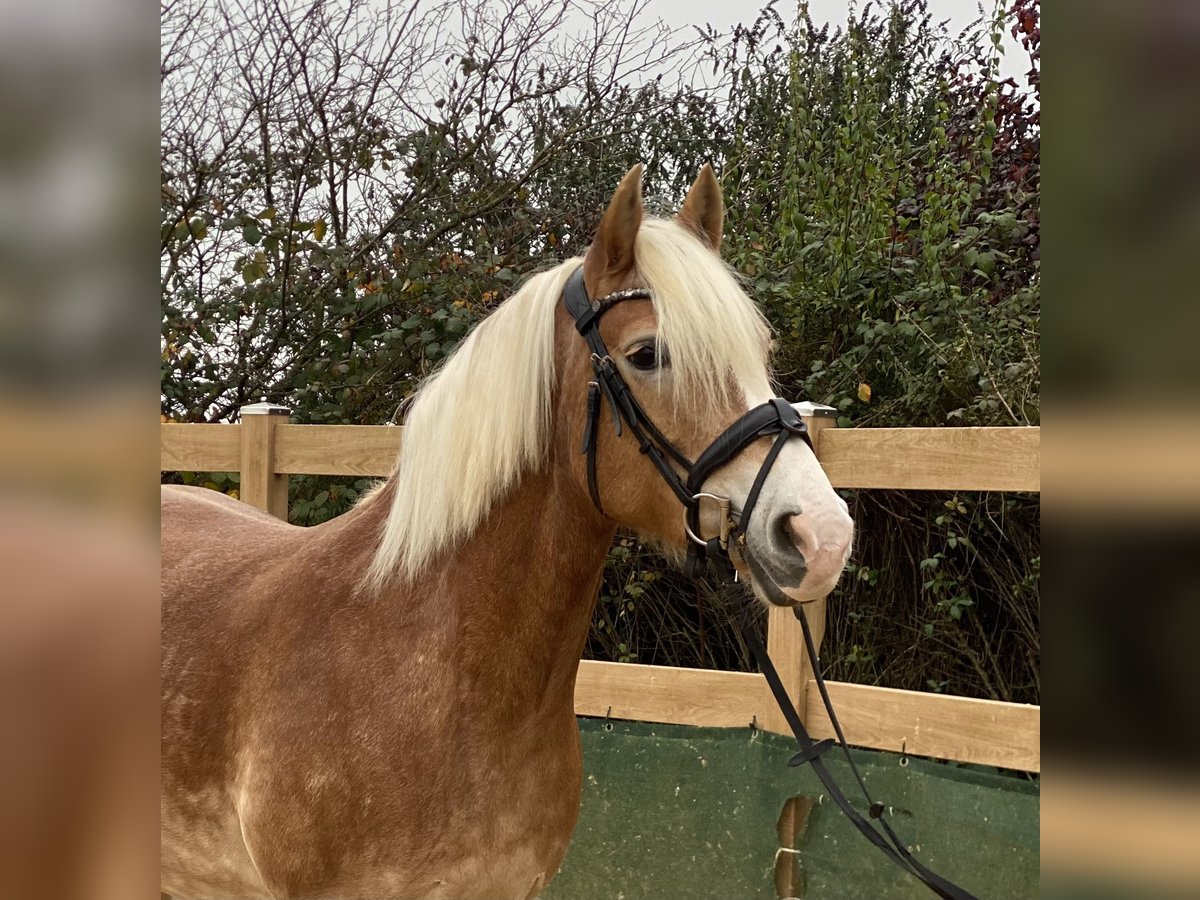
[783,514,820,567]
[760,512,852,590]
[782,512,854,585]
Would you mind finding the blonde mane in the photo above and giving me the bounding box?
[365,218,772,588]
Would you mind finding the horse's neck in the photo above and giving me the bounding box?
[438,465,614,710]
[339,460,613,719]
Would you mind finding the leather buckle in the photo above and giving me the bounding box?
[770,397,807,435]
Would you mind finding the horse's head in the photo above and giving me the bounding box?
[560,164,853,605]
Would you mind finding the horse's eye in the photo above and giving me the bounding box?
[626,345,665,371]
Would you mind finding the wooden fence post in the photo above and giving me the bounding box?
[762,402,839,735]
[239,401,291,519]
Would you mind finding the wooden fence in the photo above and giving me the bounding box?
[161,404,1041,773]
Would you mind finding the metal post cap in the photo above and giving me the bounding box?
[239,400,291,416]
[790,400,837,418]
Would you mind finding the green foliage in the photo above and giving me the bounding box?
[589,537,762,672]
[713,0,1038,428]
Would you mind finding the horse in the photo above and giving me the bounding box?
[161,164,854,899]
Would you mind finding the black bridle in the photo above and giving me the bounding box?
[564,266,980,900]
[565,267,812,582]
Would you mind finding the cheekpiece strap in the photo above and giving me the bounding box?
[565,266,692,516]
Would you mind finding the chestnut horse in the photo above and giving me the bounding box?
[161,165,854,899]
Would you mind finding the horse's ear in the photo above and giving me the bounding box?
[676,163,723,252]
[584,163,644,288]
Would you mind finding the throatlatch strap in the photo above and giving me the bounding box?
[583,382,603,512]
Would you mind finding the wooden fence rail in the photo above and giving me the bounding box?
[162,422,1041,490]
[161,412,1041,772]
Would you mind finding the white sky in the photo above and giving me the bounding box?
[650,0,1026,82]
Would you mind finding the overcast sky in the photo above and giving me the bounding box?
[650,0,1026,81]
